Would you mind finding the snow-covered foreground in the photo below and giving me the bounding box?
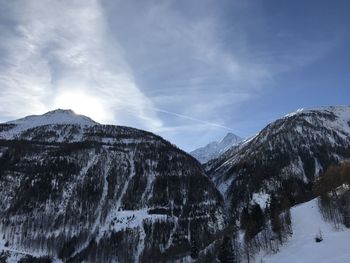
[259,198,350,263]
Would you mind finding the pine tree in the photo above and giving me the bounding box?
[269,195,282,242]
[240,207,249,230]
[242,204,265,241]
[218,236,236,263]
[251,203,265,233]
[190,238,199,259]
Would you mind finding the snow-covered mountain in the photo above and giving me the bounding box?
[0,109,225,262]
[7,109,98,127]
[0,109,98,142]
[190,132,242,163]
[206,106,350,211]
[203,106,350,262]
[2,107,350,262]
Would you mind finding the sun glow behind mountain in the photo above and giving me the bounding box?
[54,91,109,124]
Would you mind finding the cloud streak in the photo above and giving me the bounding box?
[0,0,270,150]
[0,0,345,151]
[153,108,233,131]
[0,0,163,131]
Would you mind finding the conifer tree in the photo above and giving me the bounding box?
[218,236,236,263]
[190,238,199,259]
[269,195,282,242]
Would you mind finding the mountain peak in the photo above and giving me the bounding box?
[190,132,243,163]
[284,105,350,118]
[44,108,76,115]
[7,109,99,127]
[0,109,99,140]
[221,132,242,143]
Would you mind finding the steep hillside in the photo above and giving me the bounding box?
[207,106,350,212]
[191,133,242,163]
[2,107,350,262]
[0,110,225,263]
[203,106,350,262]
[258,198,350,263]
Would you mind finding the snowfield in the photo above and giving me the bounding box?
[259,198,350,263]
[0,109,98,140]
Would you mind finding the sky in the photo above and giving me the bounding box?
[0,0,349,151]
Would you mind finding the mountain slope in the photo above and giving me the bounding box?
[203,106,350,262]
[0,110,225,263]
[207,106,350,211]
[0,109,97,140]
[258,198,350,263]
[191,133,242,163]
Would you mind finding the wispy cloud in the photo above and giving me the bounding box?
[0,0,163,131]
[0,0,345,151]
[99,1,273,139]
[0,0,269,150]
[153,108,233,131]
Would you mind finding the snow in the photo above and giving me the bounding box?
[258,198,350,263]
[279,157,306,182]
[284,108,304,118]
[108,209,168,233]
[0,109,98,139]
[284,106,350,139]
[217,176,234,196]
[92,149,112,233]
[8,109,98,127]
[295,125,303,133]
[327,106,350,137]
[190,132,242,163]
[0,235,63,263]
[57,151,100,216]
[239,132,259,147]
[314,158,323,177]
[71,149,112,257]
[251,192,270,209]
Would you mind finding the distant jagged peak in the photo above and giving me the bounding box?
[220,132,242,145]
[6,109,99,127]
[190,132,243,163]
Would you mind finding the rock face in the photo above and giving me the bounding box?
[0,110,225,262]
[190,133,242,163]
[206,106,350,212]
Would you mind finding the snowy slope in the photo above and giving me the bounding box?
[206,106,350,211]
[0,110,225,262]
[259,198,350,263]
[0,109,98,140]
[190,132,242,163]
[7,109,98,127]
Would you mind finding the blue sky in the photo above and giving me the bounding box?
[0,0,349,151]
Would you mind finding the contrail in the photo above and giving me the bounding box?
[153,108,233,131]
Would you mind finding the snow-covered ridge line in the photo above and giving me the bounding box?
[0,109,99,140]
[284,105,350,118]
[6,109,98,127]
[191,132,243,163]
[206,105,350,209]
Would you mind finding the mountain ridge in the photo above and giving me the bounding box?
[1,106,350,262]
[207,105,350,212]
[190,132,242,163]
[0,109,225,262]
